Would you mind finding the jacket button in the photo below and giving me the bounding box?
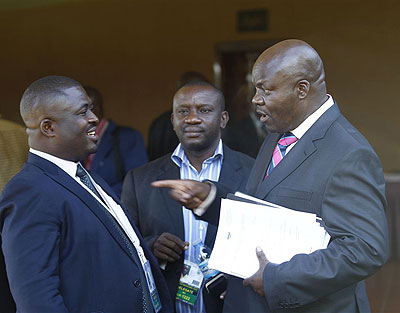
[133,279,141,287]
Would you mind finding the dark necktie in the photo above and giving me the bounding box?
[75,163,152,312]
[76,164,105,204]
[265,132,298,178]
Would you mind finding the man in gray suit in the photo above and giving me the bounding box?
[153,39,389,312]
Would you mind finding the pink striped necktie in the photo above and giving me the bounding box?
[265,132,298,178]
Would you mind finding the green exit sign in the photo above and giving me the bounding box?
[237,9,269,32]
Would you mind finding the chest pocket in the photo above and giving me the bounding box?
[277,187,314,214]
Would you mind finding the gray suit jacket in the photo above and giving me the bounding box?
[121,144,254,312]
[202,103,388,313]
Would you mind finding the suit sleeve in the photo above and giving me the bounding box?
[193,183,229,227]
[263,148,389,310]
[121,170,158,250]
[0,182,68,313]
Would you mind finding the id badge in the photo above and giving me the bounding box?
[197,244,219,280]
[176,260,204,306]
[143,261,162,312]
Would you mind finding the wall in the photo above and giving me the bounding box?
[0,0,399,171]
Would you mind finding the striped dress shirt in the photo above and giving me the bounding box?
[171,140,224,313]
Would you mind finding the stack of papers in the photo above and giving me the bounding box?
[208,192,330,279]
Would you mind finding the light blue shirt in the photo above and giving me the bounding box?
[171,140,224,313]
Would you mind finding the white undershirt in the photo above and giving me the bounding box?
[30,148,148,266]
[286,94,334,154]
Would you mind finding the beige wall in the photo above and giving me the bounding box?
[0,0,399,171]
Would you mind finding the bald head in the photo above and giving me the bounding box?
[254,39,326,96]
[252,39,328,133]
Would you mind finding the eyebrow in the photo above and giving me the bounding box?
[75,102,89,113]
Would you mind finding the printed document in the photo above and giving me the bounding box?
[208,193,330,278]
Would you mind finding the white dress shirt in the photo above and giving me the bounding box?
[29,148,149,266]
[286,94,334,154]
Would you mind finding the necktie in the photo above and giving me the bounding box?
[76,163,152,312]
[266,132,298,177]
[76,164,105,204]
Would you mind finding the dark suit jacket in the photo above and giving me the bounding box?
[0,153,173,313]
[201,104,389,313]
[121,144,254,312]
[90,119,148,198]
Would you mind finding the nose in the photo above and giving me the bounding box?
[184,111,201,124]
[88,109,99,125]
[252,91,264,106]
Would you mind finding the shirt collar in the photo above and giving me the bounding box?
[291,94,334,139]
[30,148,81,179]
[171,139,224,168]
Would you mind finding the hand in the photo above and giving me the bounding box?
[153,232,189,262]
[151,179,211,209]
[243,247,269,297]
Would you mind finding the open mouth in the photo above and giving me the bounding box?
[256,109,268,123]
[86,128,98,141]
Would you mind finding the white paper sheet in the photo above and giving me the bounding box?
[208,195,330,279]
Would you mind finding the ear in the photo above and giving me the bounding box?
[297,80,310,99]
[39,118,56,137]
[220,111,229,129]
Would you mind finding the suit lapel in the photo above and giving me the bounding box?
[255,103,341,199]
[158,158,184,239]
[255,135,317,198]
[28,153,137,264]
[246,133,279,195]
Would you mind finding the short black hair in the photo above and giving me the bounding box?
[20,75,81,120]
[178,81,226,111]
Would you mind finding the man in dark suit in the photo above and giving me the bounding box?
[152,40,389,313]
[83,86,148,198]
[0,76,173,313]
[122,82,254,313]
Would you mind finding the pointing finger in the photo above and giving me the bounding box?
[151,180,180,189]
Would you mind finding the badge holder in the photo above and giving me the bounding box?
[143,261,162,312]
[176,240,206,306]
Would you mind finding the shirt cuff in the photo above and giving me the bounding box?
[192,181,216,216]
[160,261,167,270]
